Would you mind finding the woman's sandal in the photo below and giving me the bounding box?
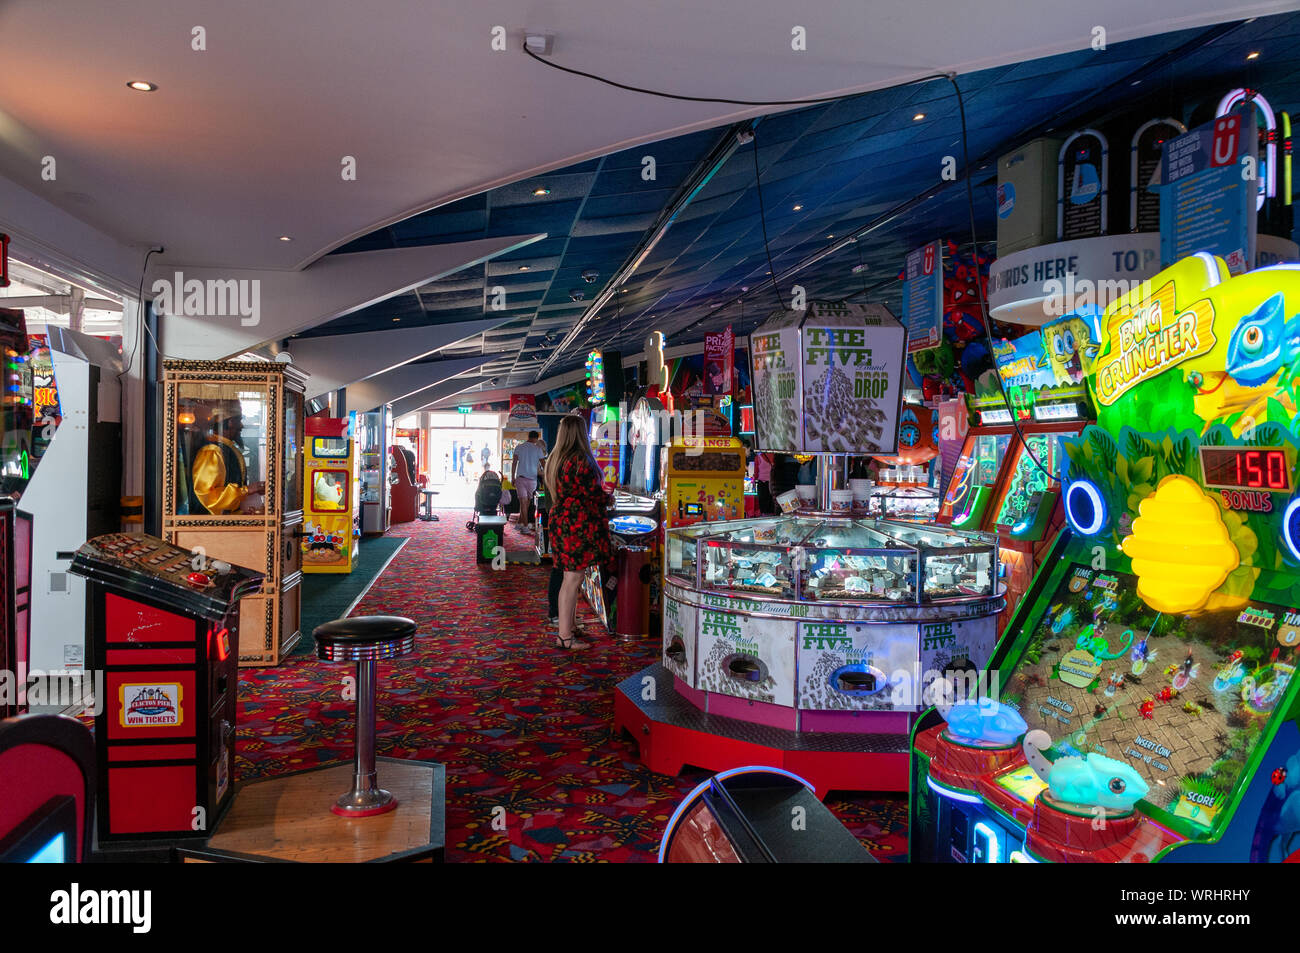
[556,634,592,650]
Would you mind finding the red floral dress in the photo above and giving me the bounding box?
[550,455,613,574]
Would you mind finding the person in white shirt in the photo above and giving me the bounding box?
[511,431,546,530]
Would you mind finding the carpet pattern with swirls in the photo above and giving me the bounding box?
[236,513,908,862]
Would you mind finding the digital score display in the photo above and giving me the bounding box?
[1199,447,1292,492]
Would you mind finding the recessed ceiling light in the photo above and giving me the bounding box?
[278,235,292,241]
[792,204,803,211]
[1246,51,1260,60]
[532,187,551,196]
[518,265,530,271]
[127,80,157,92]
[912,112,926,121]
[827,234,835,239]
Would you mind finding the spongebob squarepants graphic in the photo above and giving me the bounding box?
[1040,313,1100,386]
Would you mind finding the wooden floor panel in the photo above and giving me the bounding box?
[207,760,441,862]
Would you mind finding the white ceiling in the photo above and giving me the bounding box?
[0,0,1292,277]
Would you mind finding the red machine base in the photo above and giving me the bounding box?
[613,664,910,795]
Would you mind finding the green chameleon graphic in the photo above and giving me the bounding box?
[1075,625,1134,661]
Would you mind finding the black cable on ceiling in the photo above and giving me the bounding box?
[947,74,1055,483]
[532,20,1250,377]
[523,41,951,107]
[750,135,784,309]
[119,245,163,383]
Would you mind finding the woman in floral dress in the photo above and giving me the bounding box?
[544,414,613,650]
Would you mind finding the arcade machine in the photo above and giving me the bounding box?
[581,394,664,639]
[590,402,623,492]
[358,406,391,536]
[502,393,541,506]
[660,767,874,862]
[22,327,123,676]
[911,255,1300,863]
[0,308,34,718]
[939,319,1095,628]
[302,415,359,573]
[0,713,96,863]
[735,403,759,516]
[663,430,746,528]
[162,359,307,667]
[68,533,262,855]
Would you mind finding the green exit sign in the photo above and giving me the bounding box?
[457,406,471,414]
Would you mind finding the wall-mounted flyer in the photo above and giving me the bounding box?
[903,241,943,354]
[749,301,907,455]
[1159,104,1257,275]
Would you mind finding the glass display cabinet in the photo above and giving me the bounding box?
[162,359,308,667]
[677,516,995,605]
[868,485,940,522]
[358,408,390,536]
[660,515,1003,715]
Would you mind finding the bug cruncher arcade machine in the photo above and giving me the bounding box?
[912,255,1300,863]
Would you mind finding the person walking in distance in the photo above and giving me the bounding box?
[544,416,612,650]
[511,431,545,531]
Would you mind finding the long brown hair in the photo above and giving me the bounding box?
[544,413,598,499]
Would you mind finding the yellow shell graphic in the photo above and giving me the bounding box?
[1120,475,1239,613]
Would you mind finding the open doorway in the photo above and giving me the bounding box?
[427,426,500,508]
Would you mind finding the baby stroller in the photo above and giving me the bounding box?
[466,469,503,531]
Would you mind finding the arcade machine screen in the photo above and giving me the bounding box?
[0,796,76,862]
[999,559,1297,829]
[988,431,1075,537]
[627,397,663,498]
[942,433,1010,528]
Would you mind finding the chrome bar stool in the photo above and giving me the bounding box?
[313,616,417,817]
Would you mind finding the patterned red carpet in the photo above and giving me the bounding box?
[237,514,908,862]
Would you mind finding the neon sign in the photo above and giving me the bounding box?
[1216,88,1276,211]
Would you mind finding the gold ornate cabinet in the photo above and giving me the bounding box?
[162,360,308,667]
